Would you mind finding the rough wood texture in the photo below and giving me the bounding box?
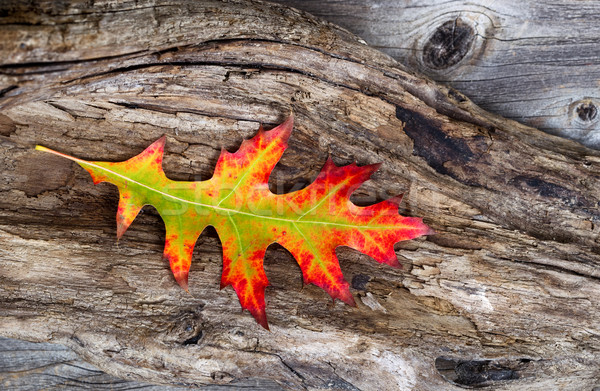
[273,0,600,149]
[1,1,599,390]
[1,336,251,390]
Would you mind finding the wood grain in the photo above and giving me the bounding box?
[273,0,600,149]
[1,336,276,390]
[0,1,599,390]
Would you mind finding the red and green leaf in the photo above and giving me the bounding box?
[36,116,432,329]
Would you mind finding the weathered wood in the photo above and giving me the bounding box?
[2,336,269,390]
[273,0,600,149]
[1,1,599,390]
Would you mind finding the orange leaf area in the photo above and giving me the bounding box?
[36,116,432,329]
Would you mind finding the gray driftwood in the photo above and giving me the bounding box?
[1,1,599,390]
[0,336,234,390]
[274,0,600,149]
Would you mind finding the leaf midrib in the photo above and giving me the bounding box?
[51,150,403,231]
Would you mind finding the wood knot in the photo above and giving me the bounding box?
[561,98,600,147]
[211,371,234,383]
[422,19,474,70]
[569,98,600,129]
[435,357,530,387]
[576,102,598,122]
[182,330,203,345]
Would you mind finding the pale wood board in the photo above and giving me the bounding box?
[274,0,600,149]
[1,336,282,390]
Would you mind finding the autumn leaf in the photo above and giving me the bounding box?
[36,116,432,329]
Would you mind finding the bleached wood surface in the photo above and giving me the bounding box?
[1,1,599,390]
[1,336,254,390]
[274,0,600,149]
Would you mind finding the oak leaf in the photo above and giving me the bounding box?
[36,116,432,328]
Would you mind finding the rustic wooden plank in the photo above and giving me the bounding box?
[0,337,281,390]
[273,0,600,149]
[0,1,599,390]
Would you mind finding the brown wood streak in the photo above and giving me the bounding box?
[0,1,599,390]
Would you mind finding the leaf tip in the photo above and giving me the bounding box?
[362,162,382,179]
[413,216,435,237]
[173,270,189,292]
[386,255,402,269]
[272,114,294,141]
[324,156,336,169]
[153,135,167,154]
[116,224,126,240]
[388,194,404,207]
[368,162,383,171]
[337,287,356,307]
[252,309,270,330]
[343,293,357,307]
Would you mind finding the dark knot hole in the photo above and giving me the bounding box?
[576,103,598,122]
[422,19,475,70]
